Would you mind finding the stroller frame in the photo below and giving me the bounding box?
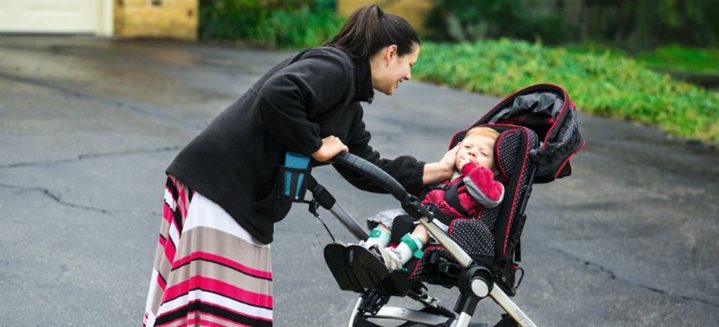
[293,84,583,327]
[304,152,537,327]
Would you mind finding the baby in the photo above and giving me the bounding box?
[362,126,505,270]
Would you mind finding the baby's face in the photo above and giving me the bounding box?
[456,134,495,171]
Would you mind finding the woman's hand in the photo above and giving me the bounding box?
[441,142,461,169]
[311,135,349,162]
[422,143,460,184]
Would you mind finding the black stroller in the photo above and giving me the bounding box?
[286,84,585,326]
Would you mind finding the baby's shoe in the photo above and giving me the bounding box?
[369,245,403,271]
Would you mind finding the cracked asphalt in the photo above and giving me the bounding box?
[1,36,717,326]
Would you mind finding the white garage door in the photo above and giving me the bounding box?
[0,0,100,33]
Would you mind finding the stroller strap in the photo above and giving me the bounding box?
[443,182,472,218]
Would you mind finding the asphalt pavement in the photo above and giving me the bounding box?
[1,35,717,326]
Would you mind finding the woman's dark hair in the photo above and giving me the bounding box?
[324,5,420,61]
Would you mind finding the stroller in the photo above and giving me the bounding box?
[285,84,585,326]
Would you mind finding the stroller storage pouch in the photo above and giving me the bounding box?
[279,152,312,201]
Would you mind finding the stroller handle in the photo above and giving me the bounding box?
[332,152,474,268]
[332,152,409,203]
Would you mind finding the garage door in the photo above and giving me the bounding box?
[0,0,99,33]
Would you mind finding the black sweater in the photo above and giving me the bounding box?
[167,46,425,244]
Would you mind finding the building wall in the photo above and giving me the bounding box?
[337,0,433,32]
[0,0,113,36]
[113,0,197,40]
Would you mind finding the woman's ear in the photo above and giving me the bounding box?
[384,44,398,65]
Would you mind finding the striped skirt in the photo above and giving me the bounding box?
[143,176,273,326]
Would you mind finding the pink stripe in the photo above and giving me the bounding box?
[172,251,272,280]
[157,299,272,327]
[156,271,167,290]
[186,317,226,327]
[175,181,189,219]
[162,199,184,244]
[160,201,179,263]
[163,234,177,263]
[157,318,187,327]
[163,276,273,309]
[162,202,174,224]
[170,180,188,239]
[192,302,272,325]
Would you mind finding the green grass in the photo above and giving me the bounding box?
[414,39,719,144]
[636,46,719,74]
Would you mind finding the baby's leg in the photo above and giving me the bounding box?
[383,215,427,266]
[364,208,408,248]
[364,223,391,248]
[410,224,429,245]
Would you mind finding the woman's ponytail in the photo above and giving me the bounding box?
[325,5,419,61]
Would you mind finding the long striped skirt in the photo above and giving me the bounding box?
[143,176,273,326]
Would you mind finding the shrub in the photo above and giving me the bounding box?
[424,0,719,51]
[424,0,578,45]
[414,40,719,143]
[199,0,343,48]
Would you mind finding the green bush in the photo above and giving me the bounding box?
[414,40,719,143]
[199,0,343,48]
[636,46,719,74]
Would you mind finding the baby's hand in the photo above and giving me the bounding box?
[457,156,470,170]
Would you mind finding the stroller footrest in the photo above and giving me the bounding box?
[323,243,411,296]
[324,243,364,292]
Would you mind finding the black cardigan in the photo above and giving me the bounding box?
[167,46,425,244]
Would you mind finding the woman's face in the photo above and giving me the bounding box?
[370,44,420,95]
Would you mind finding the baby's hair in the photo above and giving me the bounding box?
[464,126,499,141]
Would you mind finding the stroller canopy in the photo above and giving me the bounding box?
[475,84,585,183]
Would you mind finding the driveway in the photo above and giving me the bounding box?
[0,36,717,326]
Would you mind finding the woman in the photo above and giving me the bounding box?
[143,5,458,326]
